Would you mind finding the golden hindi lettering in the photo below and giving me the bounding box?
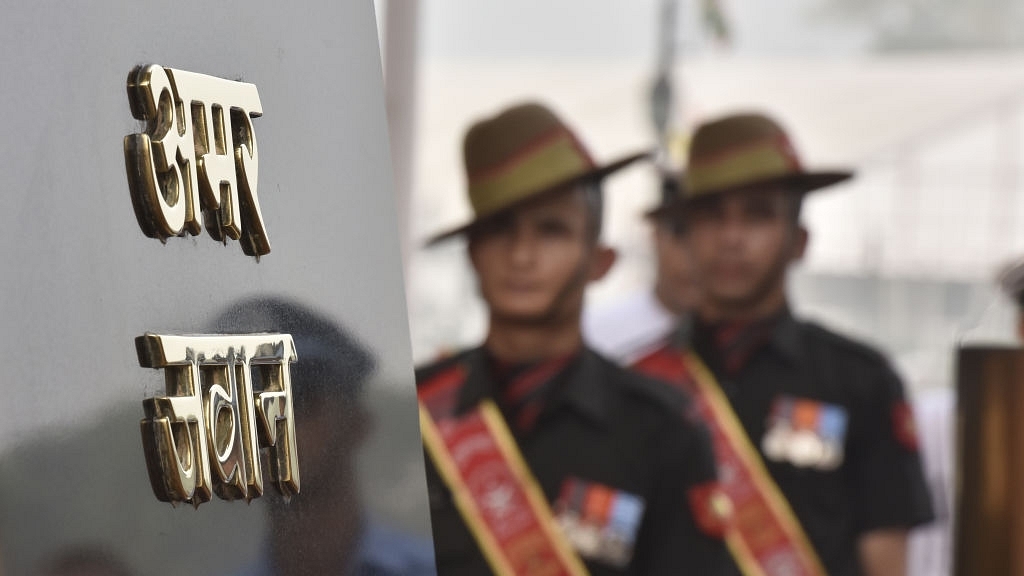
[124,65,270,257]
[136,334,299,506]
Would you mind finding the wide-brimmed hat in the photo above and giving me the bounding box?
[426,102,649,245]
[644,168,686,221]
[648,113,852,218]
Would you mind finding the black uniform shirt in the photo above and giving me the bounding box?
[690,310,935,576]
[417,346,730,576]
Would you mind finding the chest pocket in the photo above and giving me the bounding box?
[761,395,849,471]
[552,477,646,569]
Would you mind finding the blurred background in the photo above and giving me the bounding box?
[377,0,1024,395]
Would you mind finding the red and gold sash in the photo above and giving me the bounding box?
[418,365,590,576]
[634,348,827,576]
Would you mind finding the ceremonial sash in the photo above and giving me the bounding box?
[634,348,827,576]
[418,365,590,576]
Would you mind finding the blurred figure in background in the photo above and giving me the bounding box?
[634,112,934,576]
[35,547,133,576]
[584,173,700,363]
[417,102,730,575]
[220,297,436,576]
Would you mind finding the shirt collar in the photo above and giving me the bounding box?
[455,346,610,428]
[770,308,804,364]
[559,348,611,426]
[453,347,495,414]
[692,305,803,366]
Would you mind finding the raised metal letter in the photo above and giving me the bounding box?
[137,334,298,506]
[124,65,269,257]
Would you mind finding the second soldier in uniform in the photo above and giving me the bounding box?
[634,113,934,576]
[417,102,731,575]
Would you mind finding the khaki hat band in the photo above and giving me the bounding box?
[688,137,801,197]
[469,131,592,217]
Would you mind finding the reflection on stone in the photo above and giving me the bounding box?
[0,298,432,576]
[214,297,436,576]
[35,547,133,576]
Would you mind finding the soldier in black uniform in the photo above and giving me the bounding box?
[634,113,934,576]
[417,102,730,575]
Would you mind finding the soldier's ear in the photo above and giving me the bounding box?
[588,245,617,282]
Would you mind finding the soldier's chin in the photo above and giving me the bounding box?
[707,284,763,310]
[490,301,554,325]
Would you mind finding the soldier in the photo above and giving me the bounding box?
[633,113,934,576]
[417,102,730,575]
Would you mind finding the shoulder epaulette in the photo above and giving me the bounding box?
[803,321,888,366]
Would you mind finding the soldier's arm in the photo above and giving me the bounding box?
[848,357,934,576]
[632,416,731,575]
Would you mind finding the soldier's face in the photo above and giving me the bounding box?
[469,188,613,324]
[653,220,701,314]
[685,189,806,311]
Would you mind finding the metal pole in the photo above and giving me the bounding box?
[650,0,679,165]
[382,0,419,272]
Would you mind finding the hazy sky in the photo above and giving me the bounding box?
[419,0,873,61]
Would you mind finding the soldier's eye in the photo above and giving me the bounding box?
[744,199,780,220]
[668,218,687,238]
[537,218,572,237]
[688,203,722,224]
[472,214,514,240]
